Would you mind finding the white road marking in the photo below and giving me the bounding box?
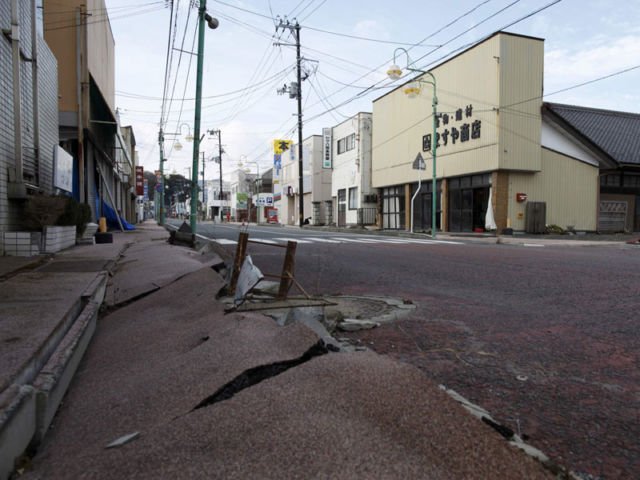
[215,238,238,245]
[272,237,313,244]
[524,243,545,248]
[331,237,381,243]
[210,235,463,246]
[249,238,278,245]
[302,237,341,243]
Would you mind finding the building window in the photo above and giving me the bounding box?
[382,186,405,230]
[623,174,640,188]
[601,174,621,187]
[337,134,356,155]
[348,187,358,210]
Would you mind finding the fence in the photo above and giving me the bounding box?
[357,208,377,227]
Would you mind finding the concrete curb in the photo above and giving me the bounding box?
[32,300,100,444]
[0,386,36,480]
[0,272,107,480]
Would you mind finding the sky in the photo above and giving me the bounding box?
[103,0,640,181]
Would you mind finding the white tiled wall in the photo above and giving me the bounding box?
[2,232,41,257]
[43,226,76,253]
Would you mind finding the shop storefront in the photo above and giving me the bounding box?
[372,31,603,234]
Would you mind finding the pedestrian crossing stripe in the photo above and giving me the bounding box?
[216,238,238,245]
[301,237,341,243]
[212,236,462,246]
[272,237,313,244]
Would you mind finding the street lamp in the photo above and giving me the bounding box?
[172,123,194,151]
[190,0,219,234]
[158,123,194,225]
[387,47,438,239]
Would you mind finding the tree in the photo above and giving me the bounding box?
[144,171,158,201]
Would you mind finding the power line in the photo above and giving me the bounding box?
[299,0,327,22]
[304,25,441,47]
[302,1,563,126]
[43,4,164,32]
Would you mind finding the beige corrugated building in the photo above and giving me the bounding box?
[372,31,602,233]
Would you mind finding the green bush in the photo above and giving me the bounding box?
[23,194,92,237]
[23,195,67,230]
[545,224,565,235]
[56,196,92,237]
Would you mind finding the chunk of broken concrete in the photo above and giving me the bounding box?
[337,318,379,332]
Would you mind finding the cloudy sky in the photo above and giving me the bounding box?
[103,0,640,180]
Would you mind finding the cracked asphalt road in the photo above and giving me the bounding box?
[244,239,640,479]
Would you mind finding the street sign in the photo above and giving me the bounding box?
[412,152,426,170]
[257,193,273,207]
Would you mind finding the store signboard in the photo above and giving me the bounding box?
[257,193,273,207]
[135,166,144,195]
[422,104,482,152]
[53,146,73,192]
[322,127,332,168]
[236,192,248,210]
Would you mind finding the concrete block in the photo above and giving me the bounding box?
[0,385,36,480]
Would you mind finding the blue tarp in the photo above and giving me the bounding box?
[96,197,135,231]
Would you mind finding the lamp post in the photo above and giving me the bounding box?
[190,0,219,234]
[158,123,193,225]
[387,47,438,239]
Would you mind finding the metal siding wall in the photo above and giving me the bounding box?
[42,1,78,113]
[87,0,115,114]
[0,0,13,239]
[37,36,59,194]
[509,149,598,231]
[498,35,543,172]
[373,35,501,189]
[19,3,36,182]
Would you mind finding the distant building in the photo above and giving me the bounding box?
[330,112,376,227]
[372,31,637,233]
[43,0,135,226]
[204,179,231,221]
[278,135,331,225]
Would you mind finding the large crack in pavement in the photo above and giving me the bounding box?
[191,340,329,410]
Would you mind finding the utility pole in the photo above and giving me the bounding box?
[158,129,165,225]
[201,151,206,219]
[276,18,304,227]
[190,0,207,234]
[212,129,223,222]
[189,2,219,232]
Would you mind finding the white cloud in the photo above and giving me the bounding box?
[545,35,640,83]
[352,19,388,40]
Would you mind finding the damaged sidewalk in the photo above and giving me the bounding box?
[2,222,553,479]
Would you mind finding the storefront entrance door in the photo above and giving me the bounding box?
[448,188,473,232]
[337,189,347,227]
[449,186,490,232]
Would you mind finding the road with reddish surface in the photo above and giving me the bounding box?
[206,225,640,480]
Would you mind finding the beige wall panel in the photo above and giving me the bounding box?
[43,2,78,112]
[509,149,598,231]
[373,36,502,188]
[498,35,544,172]
[87,0,115,113]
